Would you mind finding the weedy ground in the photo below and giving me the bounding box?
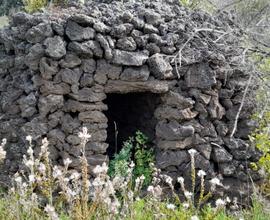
[0,129,269,220]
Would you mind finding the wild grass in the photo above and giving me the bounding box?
[0,129,269,219]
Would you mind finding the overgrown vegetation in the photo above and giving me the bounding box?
[0,130,269,219]
[108,131,155,187]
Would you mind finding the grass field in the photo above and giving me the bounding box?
[0,16,8,28]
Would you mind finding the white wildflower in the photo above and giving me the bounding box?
[166,203,175,210]
[140,175,145,181]
[1,138,7,146]
[164,175,172,185]
[25,159,34,167]
[78,127,91,140]
[210,177,222,186]
[184,191,193,199]
[147,185,154,193]
[188,149,197,156]
[14,176,22,184]
[177,177,184,184]
[226,196,231,203]
[44,204,59,220]
[27,147,33,155]
[52,166,62,179]
[129,161,135,168]
[183,202,189,209]
[191,216,199,220]
[70,171,80,180]
[197,170,206,177]
[215,198,226,207]
[63,158,72,167]
[93,162,108,174]
[28,174,35,183]
[26,135,32,144]
[0,145,6,161]
[38,163,46,173]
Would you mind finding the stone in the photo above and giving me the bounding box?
[219,163,236,176]
[48,111,64,129]
[61,114,81,134]
[144,24,159,34]
[60,54,81,68]
[65,20,95,41]
[40,81,70,95]
[96,33,113,59]
[60,68,82,85]
[215,121,228,137]
[195,144,212,160]
[93,21,111,33]
[157,138,193,150]
[161,91,195,109]
[78,111,108,123]
[111,24,132,38]
[90,130,107,142]
[68,42,93,56]
[38,94,64,117]
[148,54,173,79]
[87,154,108,167]
[144,10,163,26]
[83,40,103,58]
[80,74,94,87]
[44,36,66,59]
[207,95,225,120]
[70,88,106,102]
[48,129,66,146]
[112,49,148,66]
[25,22,53,43]
[185,63,216,89]
[25,43,44,70]
[156,150,189,169]
[64,100,108,112]
[154,106,198,121]
[120,65,150,81]
[22,118,48,139]
[116,37,137,51]
[95,59,122,81]
[66,135,81,146]
[39,57,59,80]
[189,89,211,105]
[156,121,194,140]
[86,142,108,153]
[81,59,96,74]
[52,22,64,36]
[211,147,233,163]
[105,80,170,94]
[69,14,96,26]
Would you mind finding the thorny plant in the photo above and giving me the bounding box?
[0,130,249,220]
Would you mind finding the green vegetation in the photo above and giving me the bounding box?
[23,0,48,13]
[108,131,155,187]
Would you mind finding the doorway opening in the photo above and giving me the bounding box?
[104,92,161,158]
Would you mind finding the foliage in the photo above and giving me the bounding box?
[0,0,23,16]
[251,111,270,195]
[133,131,155,187]
[23,0,48,13]
[180,0,201,9]
[108,131,155,187]
[108,136,134,178]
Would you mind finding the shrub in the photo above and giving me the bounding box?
[108,131,155,187]
[23,0,48,13]
[133,131,154,187]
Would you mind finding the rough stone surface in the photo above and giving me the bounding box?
[0,1,260,200]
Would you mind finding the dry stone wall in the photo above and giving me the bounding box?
[0,0,261,197]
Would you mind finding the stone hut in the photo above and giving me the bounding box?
[0,0,261,198]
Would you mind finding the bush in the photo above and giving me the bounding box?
[108,131,155,187]
[23,0,48,13]
[0,0,23,16]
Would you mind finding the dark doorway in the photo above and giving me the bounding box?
[104,93,161,158]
